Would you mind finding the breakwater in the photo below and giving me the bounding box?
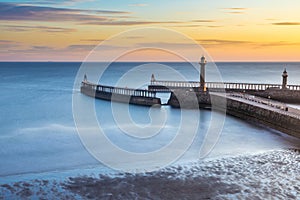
[81,81,161,106]
[149,80,300,103]
[167,89,300,139]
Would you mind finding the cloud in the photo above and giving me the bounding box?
[222,7,248,10]
[129,4,149,7]
[197,39,300,48]
[222,7,248,14]
[1,25,76,33]
[198,39,251,46]
[169,24,222,28]
[0,3,183,26]
[0,2,130,22]
[65,44,127,51]
[80,39,105,42]
[125,36,144,39]
[191,20,217,23]
[80,21,159,26]
[226,11,245,14]
[26,0,95,5]
[167,20,220,28]
[31,45,55,51]
[272,22,300,26]
[136,42,199,49]
[255,41,300,47]
[0,40,20,49]
[66,44,97,51]
[81,20,182,26]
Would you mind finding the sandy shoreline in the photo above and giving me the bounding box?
[1,149,299,199]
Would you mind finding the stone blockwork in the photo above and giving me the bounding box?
[168,89,300,139]
[224,96,300,139]
[226,88,300,103]
[167,89,211,109]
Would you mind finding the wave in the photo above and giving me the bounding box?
[19,124,76,134]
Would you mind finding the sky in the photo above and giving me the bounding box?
[0,0,300,61]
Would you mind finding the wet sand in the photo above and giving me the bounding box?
[1,149,299,199]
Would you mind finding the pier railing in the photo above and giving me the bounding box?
[82,81,157,98]
[150,80,300,91]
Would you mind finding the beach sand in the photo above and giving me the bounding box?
[1,149,299,199]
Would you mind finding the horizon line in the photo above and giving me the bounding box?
[1,60,300,63]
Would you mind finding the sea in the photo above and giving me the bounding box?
[0,62,300,199]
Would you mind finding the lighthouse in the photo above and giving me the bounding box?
[282,68,288,89]
[200,55,207,91]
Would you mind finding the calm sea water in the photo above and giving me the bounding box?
[0,62,300,177]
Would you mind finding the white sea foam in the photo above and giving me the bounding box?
[19,124,76,134]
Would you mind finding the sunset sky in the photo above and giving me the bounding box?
[1,0,300,61]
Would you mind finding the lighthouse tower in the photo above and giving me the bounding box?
[200,55,207,91]
[282,68,288,89]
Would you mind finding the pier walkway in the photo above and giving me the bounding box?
[225,93,300,120]
[149,80,300,92]
[208,92,300,138]
[82,81,157,98]
[81,81,161,106]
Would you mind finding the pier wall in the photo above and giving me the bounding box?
[168,90,300,138]
[244,89,300,103]
[149,81,300,103]
[166,88,300,104]
[167,89,211,109]
[81,86,161,106]
[223,95,300,139]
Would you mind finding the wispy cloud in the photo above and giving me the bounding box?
[80,20,181,26]
[80,39,105,42]
[256,41,300,47]
[197,39,300,48]
[129,4,148,7]
[31,45,55,51]
[168,24,222,28]
[0,40,20,49]
[66,44,97,51]
[136,42,199,49]
[226,12,245,14]
[191,20,217,23]
[25,0,95,5]
[0,2,130,22]
[272,22,300,26]
[1,25,76,33]
[65,43,129,51]
[0,3,184,26]
[124,36,145,39]
[222,7,248,14]
[222,7,248,11]
[198,39,251,46]
[168,19,219,28]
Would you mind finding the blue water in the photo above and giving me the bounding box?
[0,62,300,176]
